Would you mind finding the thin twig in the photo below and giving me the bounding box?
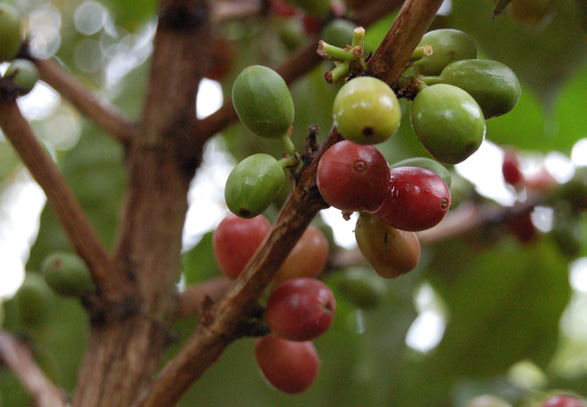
[34,58,136,143]
[0,98,131,304]
[0,330,68,407]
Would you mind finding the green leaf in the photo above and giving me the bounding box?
[181,231,222,285]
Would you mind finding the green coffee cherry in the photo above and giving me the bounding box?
[411,84,486,164]
[41,252,95,297]
[225,153,286,218]
[412,29,477,76]
[15,273,54,327]
[232,65,295,139]
[426,59,521,119]
[390,157,451,187]
[0,4,22,62]
[333,267,387,309]
[5,59,40,96]
[333,76,401,145]
[321,19,356,49]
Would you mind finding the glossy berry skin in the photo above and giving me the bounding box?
[317,140,390,212]
[436,59,521,119]
[266,278,335,341]
[225,153,285,219]
[255,335,319,394]
[412,29,477,76]
[502,149,523,187]
[232,65,294,139]
[374,167,451,232]
[41,251,95,297]
[5,59,40,96]
[355,212,420,279]
[333,77,401,145]
[0,4,22,62]
[539,395,585,407]
[411,84,486,164]
[213,214,271,279]
[274,225,329,283]
[390,157,451,188]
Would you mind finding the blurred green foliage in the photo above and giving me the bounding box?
[0,0,586,406]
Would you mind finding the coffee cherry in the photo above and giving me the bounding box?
[333,76,401,145]
[390,157,451,188]
[321,19,356,49]
[4,59,40,96]
[332,267,387,309]
[225,153,285,219]
[15,273,54,326]
[434,59,521,119]
[232,65,294,139]
[276,17,306,50]
[355,212,420,279]
[539,395,585,407]
[0,4,22,62]
[274,225,329,283]
[412,29,477,76]
[266,278,336,341]
[505,207,537,243]
[213,214,271,279]
[255,334,319,394]
[205,38,234,82]
[41,252,95,297]
[411,84,486,164]
[317,140,390,212]
[374,166,451,232]
[502,149,523,187]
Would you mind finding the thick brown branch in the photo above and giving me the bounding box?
[0,330,67,407]
[34,58,136,143]
[0,99,129,304]
[195,0,403,144]
[367,0,444,84]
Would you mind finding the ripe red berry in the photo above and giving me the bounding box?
[505,207,537,243]
[502,149,523,187]
[374,166,451,231]
[255,335,320,394]
[317,140,390,212]
[539,395,585,407]
[266,278,336,341]
[274,225,329,284]
[212,214,271,279]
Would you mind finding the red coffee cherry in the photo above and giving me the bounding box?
[212,214,271,279]
[266,278,336,341]
[502,149,523,187]
[317,140,390,212]
[274,225,329,284]
[255,334,320,394]
[374,167,451,231]
[539,394,585,407]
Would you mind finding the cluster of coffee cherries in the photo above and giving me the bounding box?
[212,213,332,393]
[0,4,39,97]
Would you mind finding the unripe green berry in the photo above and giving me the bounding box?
[436,59,521,119]
[41,252,95,297]
[0,4,22,62]
[321,19,356,49]
[232,65,294,139]
[15,273,54,327]
[333,76,401,145]
[332,267,387,309]
[411,84,486,164]
[5,59,40,96]
[412,29,477,76]
[225,153,285,218]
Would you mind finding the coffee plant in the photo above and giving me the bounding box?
[0,0,585,406]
